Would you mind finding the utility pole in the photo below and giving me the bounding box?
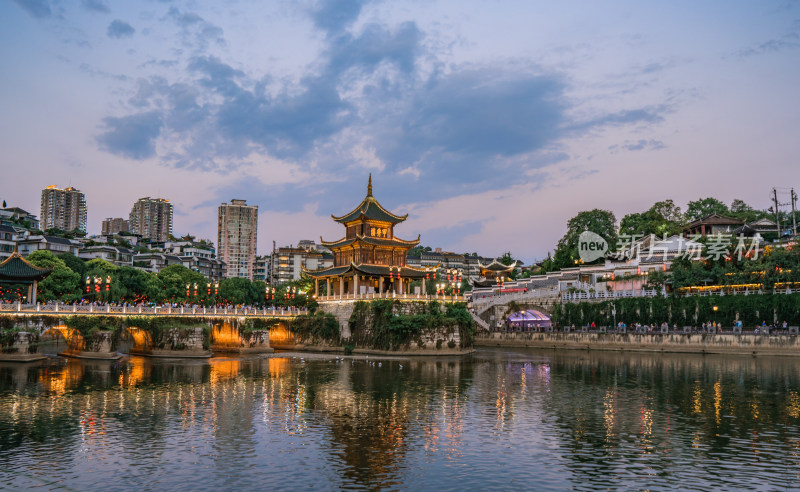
[773,188,782,239]
[792,188,798,237]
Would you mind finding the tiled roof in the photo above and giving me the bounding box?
[0,252,52,281]
[331,176,407,224]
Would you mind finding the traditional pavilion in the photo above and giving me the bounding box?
[470,259,518,288]
[0,247,52,304]
[304,175,430,297]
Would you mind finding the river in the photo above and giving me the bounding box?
[2,347,800,490]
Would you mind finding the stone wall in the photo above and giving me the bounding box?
[318,300,471,355]
[476,332,800,356]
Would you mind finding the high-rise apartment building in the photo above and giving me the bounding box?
[101,217,129,235]
[218,199,258,280]
[129,197,173,242]
[40,185,87,233]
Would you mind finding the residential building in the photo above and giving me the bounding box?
[218,199,258,280]
[40,185,87,233]
[132,252,184,274]
[129,197,173,242]
[683,213,744,237]
[0,224,17,262]
[272,247,334,285]
[0,207,40,230]
[79,245,133,267]
[16,235,81,257]
[101,217,129,235]
[181,256,226,281]
[254,255,271,282]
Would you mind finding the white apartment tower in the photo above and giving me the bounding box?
[40,185,87,233]
[218,199,258,280]
[129,197,173,242]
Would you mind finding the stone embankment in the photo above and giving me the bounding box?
[476,332,800,356]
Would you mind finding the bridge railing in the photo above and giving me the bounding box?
[0,302,307,317]
[317,292,466,302]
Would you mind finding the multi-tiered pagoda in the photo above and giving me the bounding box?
[305,175,429,297]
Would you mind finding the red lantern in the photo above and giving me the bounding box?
[95,285,100,293]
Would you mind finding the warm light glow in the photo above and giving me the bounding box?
[268,357,290,377]
[211,322,242,347]
[127,327,150,351]
[269,323,295,346]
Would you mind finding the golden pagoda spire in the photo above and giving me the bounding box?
[367,173,373,197]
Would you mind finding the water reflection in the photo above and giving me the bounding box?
[2,350,800,489]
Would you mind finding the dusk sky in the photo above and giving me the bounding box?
[2,0,798,262]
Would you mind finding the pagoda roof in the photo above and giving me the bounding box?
[331,175,408,224]
[303,261,428,279]
[0,249,52,282]
[320,234,420,249]
[478,259,517,273]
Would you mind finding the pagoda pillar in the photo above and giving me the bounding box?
[314,279,319,297]
[399,277,403,295]
[354,275,359,297]
[32,281,37,305]
[339,278,344,297]
[26,284,33,305]
[326,279,331,297]
[379,277,384,295]
[422,277,426,295]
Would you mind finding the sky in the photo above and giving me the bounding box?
[1,0,799,263]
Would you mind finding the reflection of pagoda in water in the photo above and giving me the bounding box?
[304,175,430,298]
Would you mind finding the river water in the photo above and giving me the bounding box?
[2,347,800,490]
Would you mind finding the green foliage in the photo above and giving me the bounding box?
[57,252,86,277]
[348,300,474,350]
[686,197,730,222]
[26,250,81,302]
[553,209,617,269]
[619,199,686,238]
[290,311,340,342]
[123,316,208,349]
[552,293,800,328]
[63,315,125,337]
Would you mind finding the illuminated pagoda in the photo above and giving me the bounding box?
[304,175,430,297]
[0,247,52,304]
[470,259,518,288]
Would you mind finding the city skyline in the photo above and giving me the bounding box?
[2,1,799,262]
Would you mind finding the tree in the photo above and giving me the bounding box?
[729,199,766,223]
[116,266,162,303]
[553,209,617,268]
[686,197,730,222]
[499,252,515,266]
[58,252,86,277]
[26,250,81,302]
[619,199,685,238]
[157,264,207,303]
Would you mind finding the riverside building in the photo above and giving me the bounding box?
[40,185,87,233]
[218,199,258,280]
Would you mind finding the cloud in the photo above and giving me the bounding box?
[735,20,800,57]
[94,3,672,220]
[12,0,51,18]
[327,22,422,76]
[96,111,163,159]
[311,0,370,37]
[107,20,135,38]
[167,7,225,51]
[608,139,666,153]
[82,0,109,13]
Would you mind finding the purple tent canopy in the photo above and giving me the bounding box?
[505,310,551,331]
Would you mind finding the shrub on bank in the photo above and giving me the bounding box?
[552,293,800,328]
